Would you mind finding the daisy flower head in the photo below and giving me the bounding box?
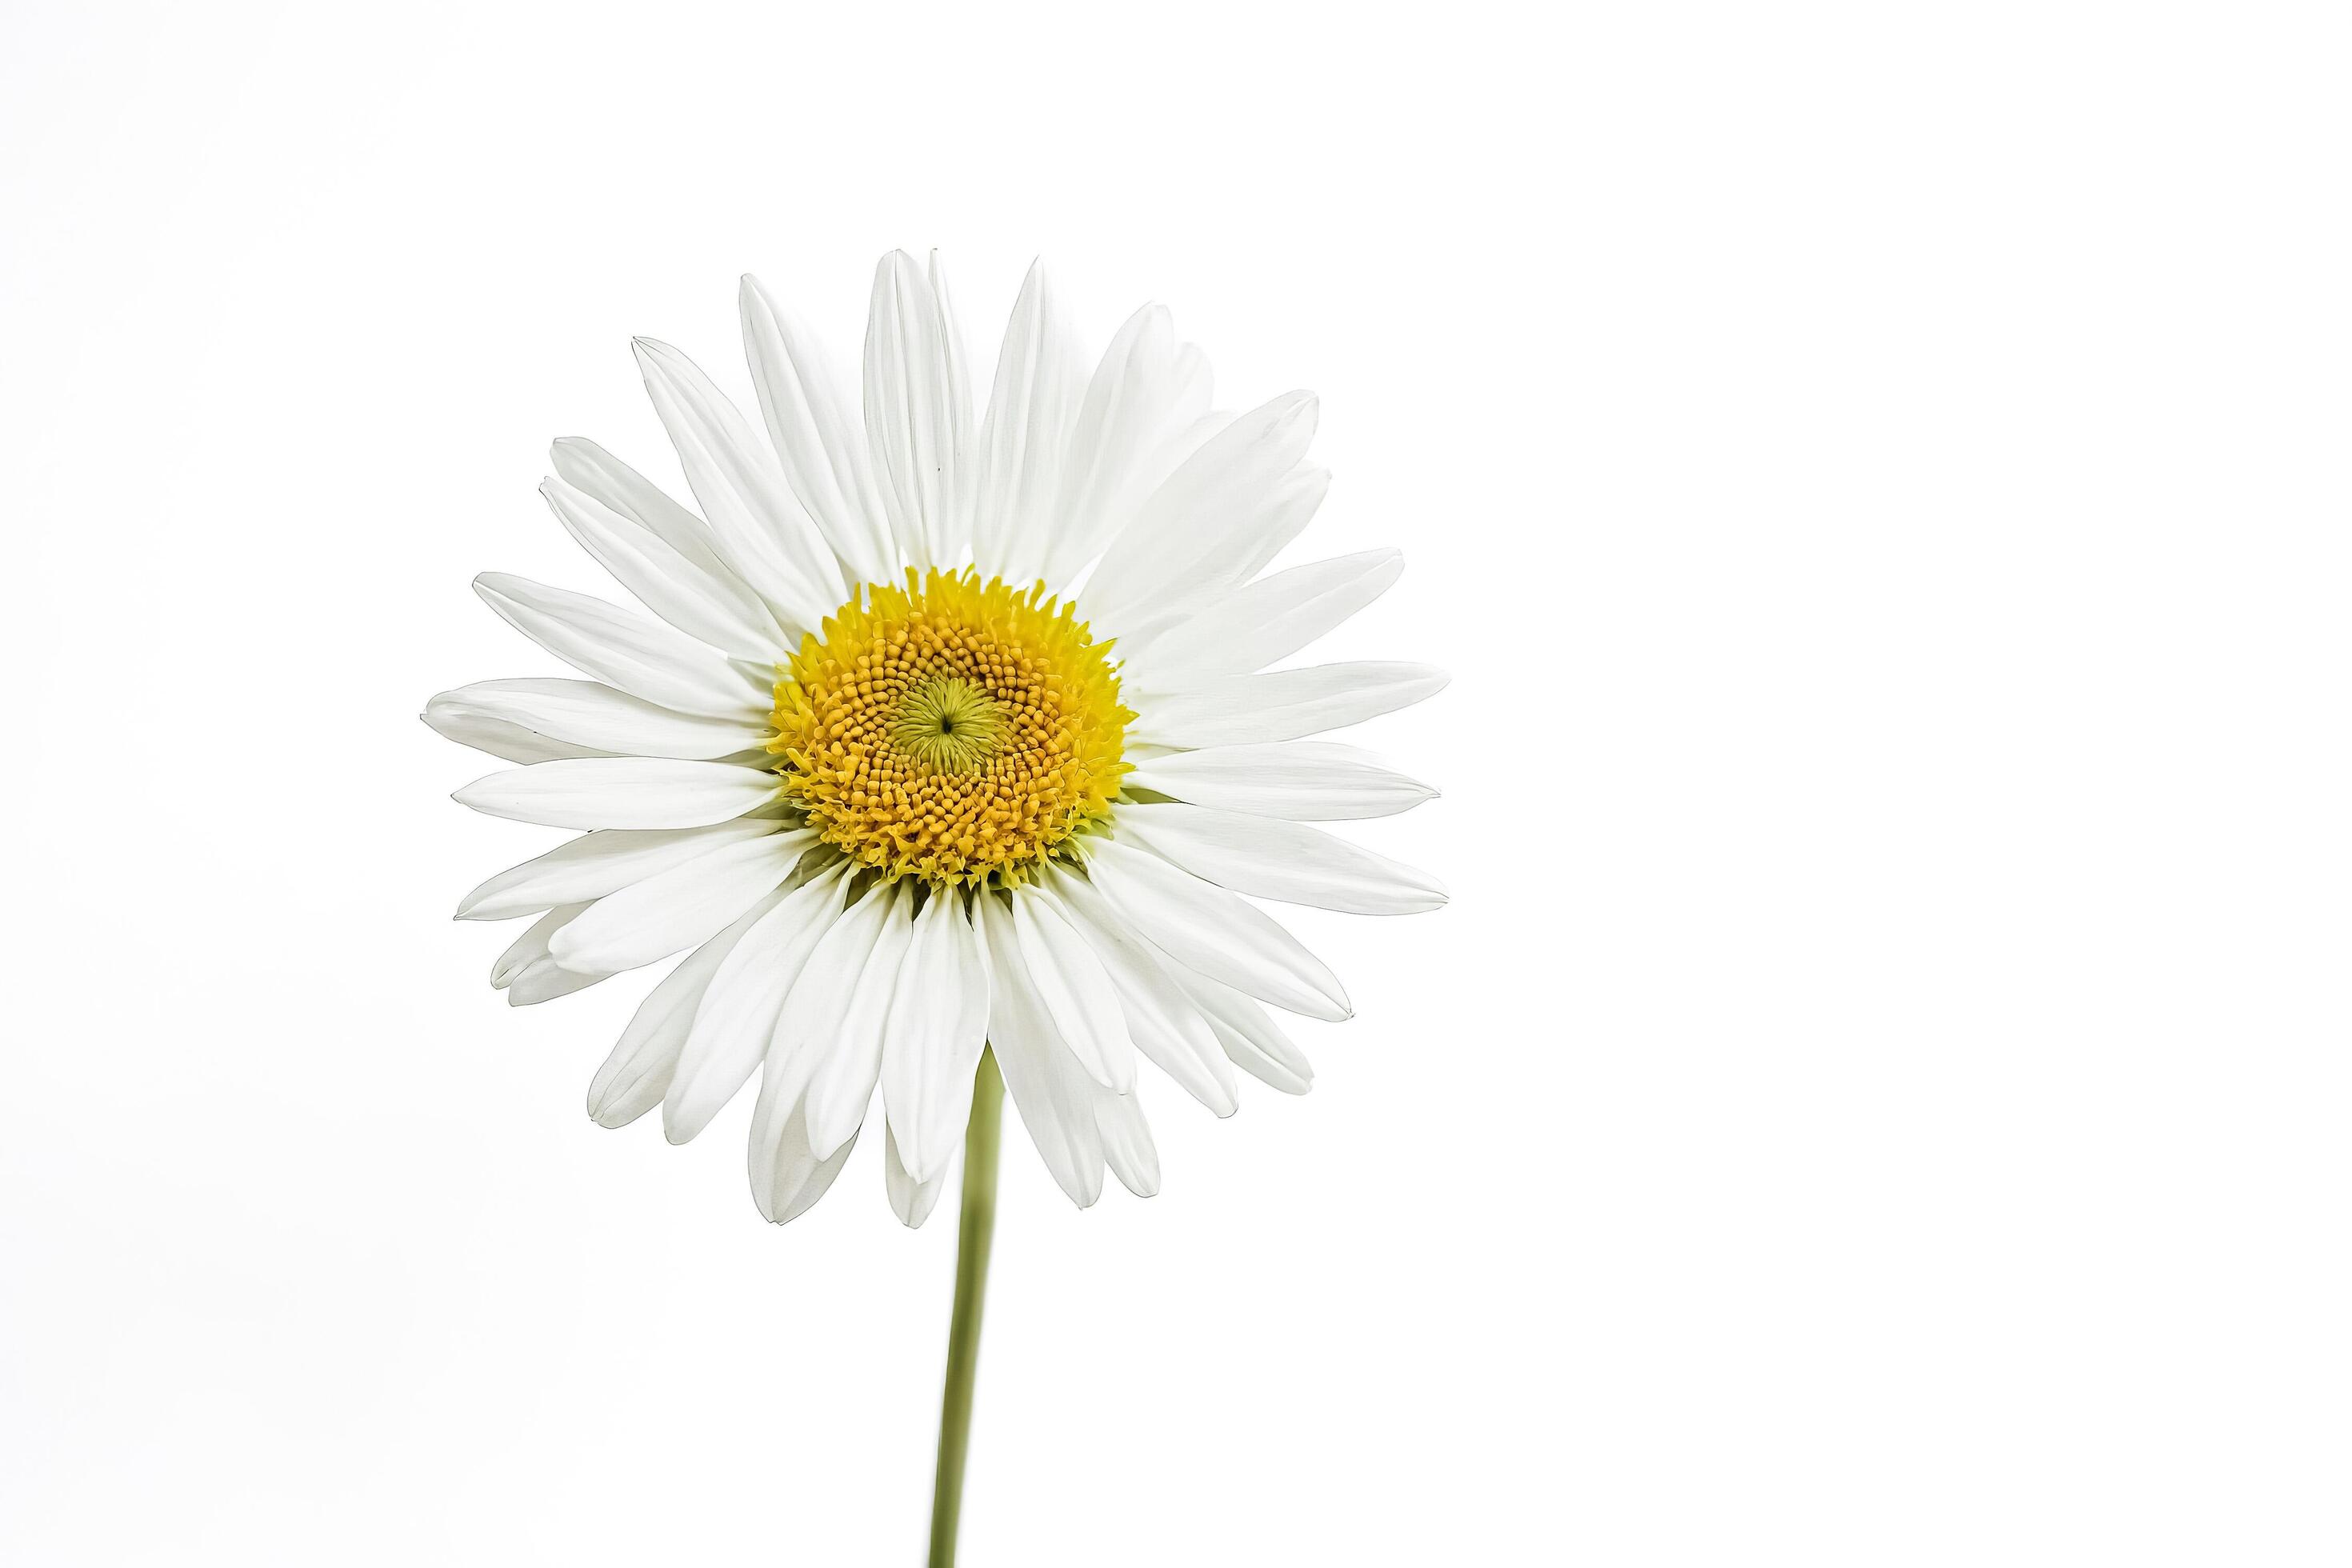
[429,252,1448,1226]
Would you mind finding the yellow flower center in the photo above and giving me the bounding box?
[768,568,1133,886]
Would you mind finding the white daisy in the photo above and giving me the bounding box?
[428,252,1447,1226]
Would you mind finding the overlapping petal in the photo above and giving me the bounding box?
[454,758,780,830]
[471,574,766,722]
[1124,741,1437,821]
[1113,802,1446,916]
[1127,662,1450,750]
[1082,838,1351,1021]
[863,250,971,569]
[426,678,757,762]
[1122,550,1403,691]
[664,861,854,1143]
[740,275,896,586]
[458,818,783,921]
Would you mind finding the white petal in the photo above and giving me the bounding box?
[473,573,766,722]
[1125,550,1404,690]
[1124,741,1437,822]
[1096,1092,1160,1198]
[801,882,920,1160]
[928,250,976,547]
[1008,890,1135,1092]
[586,889,788,1127]
[541,477,782,661]
[505,956,614,1006]
[632,337,842,633]
[755,879,910,1162]
[457,818,781,920]
[746,1060,860,1225]
[662,861,853,1144]
[454,758,778,830]
[1217,463,1330,586]
[1114,803,1446,916]
[549,437,724,562]
[743,934,855,1217]
[422,702,607,765]
[862,250,970,569]
[971,260,1084,584]
[976,895,1104,1206]
[492,903,586,988]
[885,1121,952,1228]
[1080,391,1318,626]
[547,829,811,974]
[739,275,896,586]
[1129,662,1450,750]
[424,678,759,761]
[1081,838,1350,1021]
[880,891,991,1183]
[1041,305,1211,587]
[1039,870,1236,1117]
[1164,964,1315,1094]
[1098,464,1330,657]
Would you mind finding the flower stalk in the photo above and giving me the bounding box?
[928,1048,1003,1568]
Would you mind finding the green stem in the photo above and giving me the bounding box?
[928,1047,1003,1568]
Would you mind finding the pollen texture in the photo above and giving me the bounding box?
[769,569,1133,886]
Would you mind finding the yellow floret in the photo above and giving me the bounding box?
[768,568,1133,887]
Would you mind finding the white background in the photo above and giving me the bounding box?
[3,2,2346,1562]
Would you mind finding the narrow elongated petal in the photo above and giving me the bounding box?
[739,275,896,586]
[663,862,853,1143]
[880,892,991,1182]
[1082,391,1319,624]
[493,903,586,988]
[1129,662,1450,750]
[884,1121,951,1228]
[541,477,782,660]
[1124,741,1438,822]
[971,260,1083,584]
[746,1058,861,1224]
[1081,838,1350,1021]
[977,894,1105,1206]
[547,829,810,974]
[1096,1093,1161,1198]
[454,758,778,830]
[586,889,788,1127]
[1163,962,1315,1094]
[425,678,758,762]
[1041,871,1236,1116]
[458,818,780,920]
[1114,803,1446,915]
[771,882,917,1161]
[863,250,970,568]
[801,883,918,1159]
[473,573,766,721]
[1008,891,1135,1091]
[422,702,608,765]
[1040,305,1211,586]
[549,437,722,562]
[506,957,614,1006]
[1126,550,1404,690]
[633,337,842,633]
[760,877,897,1094]
[928,251,975,543]
[1097,464,1330,655]
[1219,463,1332,586]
